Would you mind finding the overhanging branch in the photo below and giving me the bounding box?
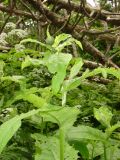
[47,0,120,25]
[0,4,38,20]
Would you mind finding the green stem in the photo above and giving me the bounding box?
[104,143,107,160]
[91,145,94,160]
[59,128,64,160]
[62,92,67,107]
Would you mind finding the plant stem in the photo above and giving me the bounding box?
[104,143,107,160]
[91,145,94,160]
[59,128,64,160]
[62,92,67,106]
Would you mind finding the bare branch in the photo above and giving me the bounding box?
[0,4,39,20]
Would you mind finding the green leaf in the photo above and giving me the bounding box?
[106,68,120,79]
[23,93,47,108]
[86,68,103,77]
[87,141,104,159]
[72,38,83,50]
[69,140,89,159]
[0,109,42,154]
[21,56,31,69]
[52,34,71,49]
[45,53,72,94]
[101,68,107,79]
[87,67,120,79]
[106,121,120,136]
[62,77,81,92]
[52,68,66,94]
[62,69,90,92]
[20,38,52,50]
[94,106,113,128]
[4,88,47,108]
[41,106,79,129]
[20,38,45,46]
[0,116,21,154]
[69,58,83,79]
[52,34,83,52]
[1,76,25,83]
[56,39,73,52]
[62,67,120,93]
[32,134,78,160]
[100,145,120,160]
[45,53,72,74]
[67,126,107,142]
[21,56,44,69]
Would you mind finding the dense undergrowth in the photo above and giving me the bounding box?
[0,27,120,160]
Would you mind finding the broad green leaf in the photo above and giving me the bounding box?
[0,116,21,154]
[85,68,103,77]
[20,38,45,47]
[73,38,83,50]
[4,88,47,108]
[0,109,41,154]
[62,67,120,93]
[87,67,120,79]
[23,93,47,108]
[100,145,120,160]
[56,38,73,52]
[62,77,81,92]
[52,33,83,52]
[20,38,52,50]
[69,58,83,79]
[62,69,90,92]
[56,37,83,52]
[18,108,42,119]
[21,56,44,69]
[21,56,31,69]
[52,34,71,49]
[80,68,90,79]
[4,91,24,108]
[106,121,120,136]
[106,68,120,79]
[94,107,113,128]
[69,140,89,159]
[87,142,104,159]
[52,68,66,94]
[45,53,72,94]
[67,126,107,142]
[41,106,79,129]
[32,134,78,160]
[45,53,72,73]
[39,87,52,102]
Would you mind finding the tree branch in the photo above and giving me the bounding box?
[47,0,120,25]
[0,4,39,20]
